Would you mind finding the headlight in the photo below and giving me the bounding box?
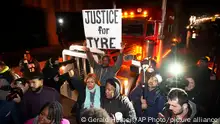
[168,63,183,76]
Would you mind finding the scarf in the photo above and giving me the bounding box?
[83,84,101,109]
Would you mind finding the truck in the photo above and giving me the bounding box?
[60,8,175,101]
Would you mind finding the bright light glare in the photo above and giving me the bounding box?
[61,66,65,71]
[124,12,128,16]
[215,14,219,17]
[124,80,129,95]
[137,8,142,13]
[124,80,128,87]
[58,18,64,24]
[168,63,183,75]
[125,88,129,95]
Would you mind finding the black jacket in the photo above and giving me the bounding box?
[101,80,137,124]
[102,95,137,124]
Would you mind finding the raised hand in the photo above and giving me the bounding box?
[120,42,126,53]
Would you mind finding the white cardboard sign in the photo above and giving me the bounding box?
[82,9,122,49]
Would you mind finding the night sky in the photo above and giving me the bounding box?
[118,0,220,14]
[1,0,219,53]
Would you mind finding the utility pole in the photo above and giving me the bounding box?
[157,0,167,64]
[160,0,167,38]
[173,0,182,38]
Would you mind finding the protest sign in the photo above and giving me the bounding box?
[82,9,122,49]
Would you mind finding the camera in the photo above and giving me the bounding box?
[6,87,23,101]
[6,78,28,101]
[159,77,188,95]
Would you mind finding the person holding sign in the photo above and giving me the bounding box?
[83,42,125,86]
[82,9,122,50]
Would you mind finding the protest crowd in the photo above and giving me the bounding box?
[1,9,220,124]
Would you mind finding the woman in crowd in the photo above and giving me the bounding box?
[70,73,103,124]
[25,101,69,124]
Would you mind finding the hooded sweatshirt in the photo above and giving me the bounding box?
[160,100,197,124]
[0,66,18,100]
[0,66,16,85]
[86,50,123,86]
[101,78,137,124]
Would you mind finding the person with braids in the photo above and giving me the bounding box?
[25,101,70,124]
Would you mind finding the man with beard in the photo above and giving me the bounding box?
[20,72,60,122]
[159,88,197,124]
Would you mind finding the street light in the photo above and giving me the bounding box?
[58,18,64,26]
[57,18,64,47]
